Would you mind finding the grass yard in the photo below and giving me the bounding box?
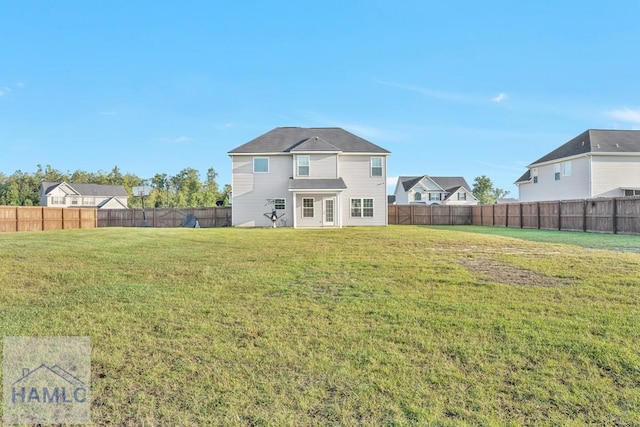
[1,225,639,426]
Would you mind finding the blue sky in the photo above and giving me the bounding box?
[2,1,640,197]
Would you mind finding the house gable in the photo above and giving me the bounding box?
[229,127,389,228]
[517,129,640,202]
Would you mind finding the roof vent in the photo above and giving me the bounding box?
[581,141,584,146]
[616,143,620,148]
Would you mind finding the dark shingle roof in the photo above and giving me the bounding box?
[430,177,472,192]
[228,127,390,154]
[288,178,347,191]
[399,176,426,191]
[399,176,471,192]
[530,129,640,166]
[42,182,129,197]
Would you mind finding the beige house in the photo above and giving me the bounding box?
[40,182,129,209]
[228,127,390,228]
[516,129,640,202]
[393,176,477,205]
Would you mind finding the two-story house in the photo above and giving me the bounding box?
[40,182,129,209]
[228,127,390,228]
[393,175,477,205]
[515,129,640,202]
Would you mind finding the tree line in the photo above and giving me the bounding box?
[0,164,231,208]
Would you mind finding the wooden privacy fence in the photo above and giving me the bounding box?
[0,207,97,232]
[390,197,640,235]
[97,207,232,228]
[471,198,640,234]
[388,204,473,226]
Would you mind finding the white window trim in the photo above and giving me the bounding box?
[297,155,310,177]
[350,198,374,218]
[274,198,286,210]
[563,161,572,176]
[302,198,314,218]
[370,157,383,177]
[253,157,269,173]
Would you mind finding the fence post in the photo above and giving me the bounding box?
[612,198,618,234]
[582,200,587,232]
[537,202,541,229]
[558,201,562,231]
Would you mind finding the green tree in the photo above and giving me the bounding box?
[472,175,510,204]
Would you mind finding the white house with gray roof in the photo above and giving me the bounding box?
[393,175,477,205]
[516,129,640,202]
[40,182,129,209]
[228,127,390,228]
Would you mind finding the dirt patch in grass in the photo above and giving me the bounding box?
[458,257,570,286]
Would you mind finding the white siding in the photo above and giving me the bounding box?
[231,155,293,227]
[338,155,387,226]
[518,156,590,202]
[592,155,640,197]
[295,154,337,179]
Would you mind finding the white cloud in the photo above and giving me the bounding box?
[217,122,235,129]
[374,79,473,103]
[0,87,11,97]
[99,111,117,116]
[491,92,507,103]
[160,136,191,144]
[16,82,25,88]
[606,107,640,124]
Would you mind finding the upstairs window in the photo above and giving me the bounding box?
[458,192,466,200]
[429,193,442,201]
[532,168,538,184]
[371,157,383,177]
[563,161,572,176]
[554,164,561,181]
[414,192,422,201]
[297,155,310,176]
[253,157,269,173]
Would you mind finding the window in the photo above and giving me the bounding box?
[371,157,383,177]
[297,155,309,176]
[83,197,95,205]
[554,164,561,181]
[274,198,286,210]
[351,198,374,217]
[51,196,65,205]
[363,198,374,217]
[625,189,640,197]
[458,192,466,200]
[429,193,442,201]
[414,192,422,201]
[563,161,572,176]
[302,198,314,218]
[532,168,538,184]
[70,196,79,205]
[253,157,269,173]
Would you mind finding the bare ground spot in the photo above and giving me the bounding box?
[458,257,571,286]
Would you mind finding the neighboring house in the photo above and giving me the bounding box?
[40,182,129,209]
[393,175,477,205]
[515,129,640,202]
[228,127,390,228]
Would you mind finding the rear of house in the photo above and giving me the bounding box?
[228,127,390,228]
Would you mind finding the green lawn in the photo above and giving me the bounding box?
[1,226,639,426]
